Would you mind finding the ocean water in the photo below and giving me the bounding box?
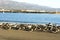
[0,13,60,24]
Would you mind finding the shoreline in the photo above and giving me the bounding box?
[0,22,60,26]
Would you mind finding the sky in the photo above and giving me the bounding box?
[12,0,60,8]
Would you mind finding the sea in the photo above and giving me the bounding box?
[0,13,60,25]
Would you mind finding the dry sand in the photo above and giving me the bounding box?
[0,29,60,40]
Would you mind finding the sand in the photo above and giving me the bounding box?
[0,29,60,40]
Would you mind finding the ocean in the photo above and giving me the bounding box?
[0,13,60,25]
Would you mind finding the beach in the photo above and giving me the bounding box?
[0,29,60,40]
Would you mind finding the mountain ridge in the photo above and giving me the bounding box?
[0,0,60,12]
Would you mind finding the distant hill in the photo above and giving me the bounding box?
[0,0,59,12]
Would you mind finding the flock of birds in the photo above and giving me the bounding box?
[0,22,60,33]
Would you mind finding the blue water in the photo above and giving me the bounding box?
[0,13,60,24]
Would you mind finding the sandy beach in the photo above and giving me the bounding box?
[0,29,60,40]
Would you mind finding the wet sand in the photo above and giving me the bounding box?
[0,29,60,40]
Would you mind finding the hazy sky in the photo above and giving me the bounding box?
[13,0,60,8]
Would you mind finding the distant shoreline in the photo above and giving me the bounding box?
[0,9,59,14]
